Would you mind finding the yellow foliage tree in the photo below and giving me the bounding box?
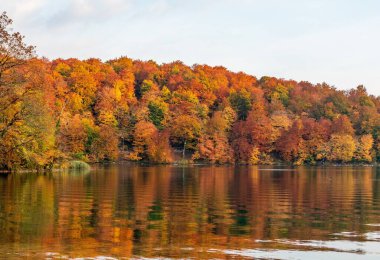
[354,134,374,162]
[327,134,356,162]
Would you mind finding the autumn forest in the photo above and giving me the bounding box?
[1,12,380,171]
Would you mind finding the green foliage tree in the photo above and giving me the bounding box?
[229,89,252,120]
[148,100,168,129]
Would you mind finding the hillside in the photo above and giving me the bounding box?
[1,13,380,170]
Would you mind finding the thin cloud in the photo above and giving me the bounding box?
[46,0,134,28]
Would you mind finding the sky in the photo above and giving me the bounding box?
[2,0,380,95]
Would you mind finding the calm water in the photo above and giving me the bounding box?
[0,164,380,259]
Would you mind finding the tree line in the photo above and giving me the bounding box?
[1,12,379,170]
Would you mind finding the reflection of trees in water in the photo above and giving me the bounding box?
[0,166,379,258]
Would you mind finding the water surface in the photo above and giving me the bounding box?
[0,164,380,259]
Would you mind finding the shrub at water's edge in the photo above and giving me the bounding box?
[68,160,91,171]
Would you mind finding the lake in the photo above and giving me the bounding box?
[0,164,379,259]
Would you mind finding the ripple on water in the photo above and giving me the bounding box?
[365,223,380,227]
[208,248,379,260]
[331,231,380,241]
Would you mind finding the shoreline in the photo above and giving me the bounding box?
[0,160,378,174]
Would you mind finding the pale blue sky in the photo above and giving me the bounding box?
[2,0,380,95]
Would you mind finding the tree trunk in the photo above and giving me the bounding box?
[182,140,186,160]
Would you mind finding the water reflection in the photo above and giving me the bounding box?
[0,165,379,259]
